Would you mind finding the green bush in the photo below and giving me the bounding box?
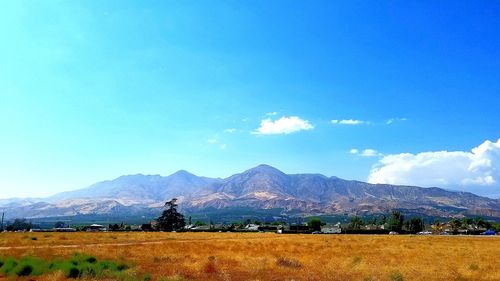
[85,256,97,264]
[67,266,80,278]
[16,263,33,276]
[0,254,136,279]
[117,262,129,271]
[0,257,18,275]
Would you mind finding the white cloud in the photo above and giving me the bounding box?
[266,112,278,116]
[386,117,407,125]
[368,139,500,194]
[361,149,380,157]
[224,128,236,133]
[207,139,217,144]
[254,116,314,135]
[220,144,226,150]
[331,119,369,125]
[350,148,381,157]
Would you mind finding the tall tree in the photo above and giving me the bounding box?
[349,216,364,230]
[308,218,322,231]
[157,198,185,231]
[450,219,461,232]
[408,217,424,233]
[7,218,32,231]
[388,210,404,232]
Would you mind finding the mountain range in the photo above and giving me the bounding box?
[1,164,499,220]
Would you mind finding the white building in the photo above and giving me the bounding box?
[321,222,342,234]
[244,224,260,231]
[87,224,107,232]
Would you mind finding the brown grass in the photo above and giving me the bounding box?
[0,232,499,280]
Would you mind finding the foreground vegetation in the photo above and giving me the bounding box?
[0,253,136,280]
[0,232,499,281]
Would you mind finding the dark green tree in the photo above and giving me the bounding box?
[473,217,491,229]
[450,219,461,232]
[308,218,322,231]
[157,198,185,231]
[388,210,404,232]
[7,219,32,231]
[194,220,206,226]
[349,216,364,230]
[379,214,387,225]
[54,221,67,228]
[492,223,500,232]
[408,217,424,233]
[461,217,473,228]
[109,224,120,231]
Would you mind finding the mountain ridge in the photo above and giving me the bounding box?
[2,164,499,219]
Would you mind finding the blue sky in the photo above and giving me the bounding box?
[1,1,500,198]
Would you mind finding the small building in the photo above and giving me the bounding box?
[87,224,107,232]
[244,224,260,231]
[321,227,342,234]
[321,222,342,234]
[54,227,76,232]
[192,225,211,231]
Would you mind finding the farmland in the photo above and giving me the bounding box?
[0,232,499,281]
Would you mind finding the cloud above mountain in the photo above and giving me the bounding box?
[368,139,500,194]
[331,119,369,125]
[350,148,381,157]
[254,116,313,135]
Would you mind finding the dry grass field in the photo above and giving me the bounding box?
[0,232,499,281]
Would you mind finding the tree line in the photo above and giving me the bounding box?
[1,201,499,234]
[347,211,425,233]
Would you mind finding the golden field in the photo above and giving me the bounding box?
[0,232,499,281]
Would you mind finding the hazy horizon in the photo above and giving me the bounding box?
[1,2,499,199]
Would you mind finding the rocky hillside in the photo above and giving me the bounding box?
[2,165,499,219]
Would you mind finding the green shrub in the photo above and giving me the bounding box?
[0,254,138,279]
[14,257,46,276]
[85,256,97,264]
[117,262,129,271]
[389,271,404,281]
[15,263,33,276]
[0,258,18,275]
[67,266,80,278]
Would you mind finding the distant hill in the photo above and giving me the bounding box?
[48,170,220,202]
[2,164,499,219]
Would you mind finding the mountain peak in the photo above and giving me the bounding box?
[170,170,196,178]
[246,164,284,174]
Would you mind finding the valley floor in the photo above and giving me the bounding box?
[0,232,499,281]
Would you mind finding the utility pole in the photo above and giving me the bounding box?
[1,212,4,231]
